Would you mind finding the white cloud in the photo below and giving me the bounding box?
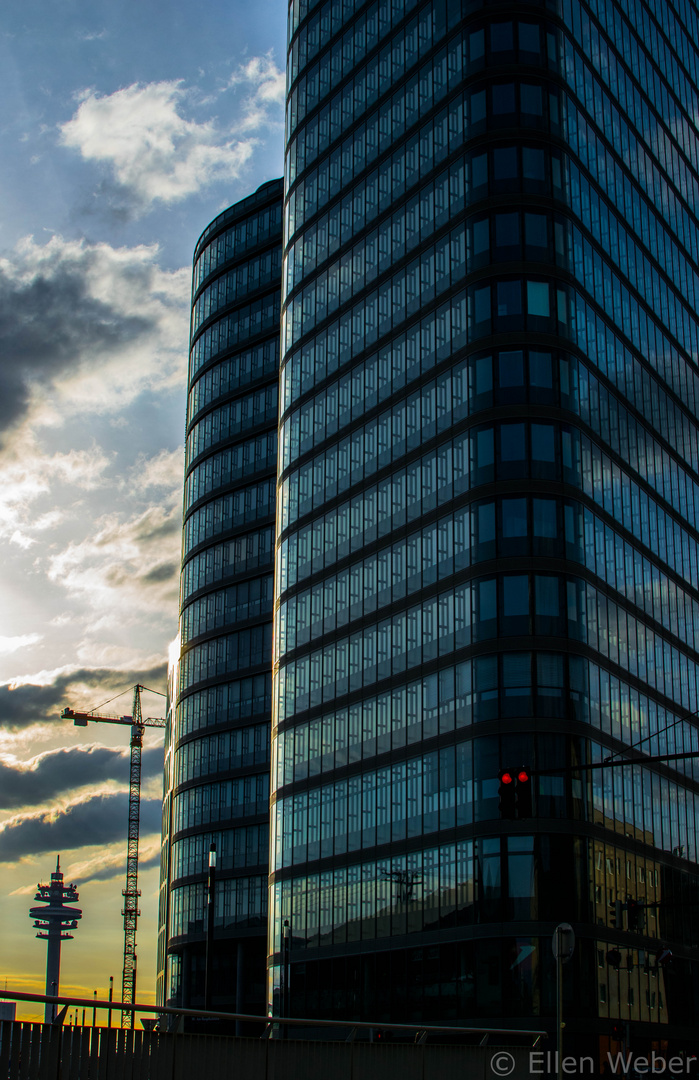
[227,52,286,133]
[47,498,181,623]
[126,447,184,496]
[0,433,112,545]
[0,635,43,657]
[6,664,77,689]
[42,444,184,618]
[78,29,108,42]
[60,80,257,210]
[9,530,35,550]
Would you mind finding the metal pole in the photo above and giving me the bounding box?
[235,942,245,1038]
[281,919,290,1036]
[0,988,549,1041]
[556,929,563,1080]
[205,843,216,1011]
[92,989,97,1028]
[108,977,113,1028]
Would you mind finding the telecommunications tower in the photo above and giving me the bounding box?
[30,856,82,1023]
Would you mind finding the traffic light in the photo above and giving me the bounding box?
[606,949,622,970]
[627,898,645,932]
[656,947,672,969]
[498,767,533,819]
[516,767,532,817]
[609,899,623,928]
[499,770,517,819]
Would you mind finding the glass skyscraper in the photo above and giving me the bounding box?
[270,0,699,1054]
[158,179,283,1016]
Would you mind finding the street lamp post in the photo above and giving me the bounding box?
[204,843,217,1011]
[552,923,575,1080]
[108,976,113,1028]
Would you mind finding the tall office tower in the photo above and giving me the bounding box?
[158,179,283,1015]
[270,0,699,1054]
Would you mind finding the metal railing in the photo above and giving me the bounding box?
[1,988,548,1043]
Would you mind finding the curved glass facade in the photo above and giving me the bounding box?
[162,179,283,1015]
[271,0,699,1053]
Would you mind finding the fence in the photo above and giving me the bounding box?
[0,1020,536,1080]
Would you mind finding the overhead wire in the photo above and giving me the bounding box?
[79,683,165,717]
[84,685,136,716]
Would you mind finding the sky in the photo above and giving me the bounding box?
[0,0,286,1021]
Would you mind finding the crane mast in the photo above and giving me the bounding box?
[122,685,143,1027]
[61,683,165,1029]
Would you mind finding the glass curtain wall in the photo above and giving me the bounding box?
[270,0,699,1052]
[161,179,283,1016]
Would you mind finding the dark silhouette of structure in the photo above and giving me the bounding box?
[62,684,166,1028]
[158,178,283,1019]
[30,857,82,1023]
[270,0,699,1058]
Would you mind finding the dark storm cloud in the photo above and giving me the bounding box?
[0,681,70,730]
[0,661,168,730]
[140,562,178,585]
[0,744,164,810]
[133,514,181,543]
[0,256,152,436]
[70,177,148,225]
[0,792,163,862]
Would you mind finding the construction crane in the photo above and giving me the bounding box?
[61,684,166,1028]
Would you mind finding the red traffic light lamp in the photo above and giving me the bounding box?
[498,767,532,819]
[626,897,645,932]
[516,767,532,817]
[498,769,517,819]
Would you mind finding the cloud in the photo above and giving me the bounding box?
[227,53,286,133]
[0,678,75,731]
[47,499,182,620]
[0,436,111,544]
[0,744,164,810]
[60,80,256,212]
[0,238,149,438]
[9,836,161,892]
[63,836,161,885]
[0,660,167,731]
[127,448,184,496]
[0,792,163,863]
[0,634,42,657]
[0,234,188,440]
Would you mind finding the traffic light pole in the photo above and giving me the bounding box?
[535,750,699,774]
[205,843,217,1011]
[556,941,563,1080]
